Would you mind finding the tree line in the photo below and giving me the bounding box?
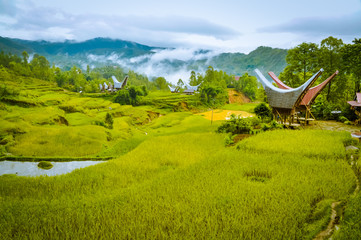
[0,51,154,93]
[279,37,361,113]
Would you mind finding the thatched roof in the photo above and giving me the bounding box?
[112,76,128,89]
[255,68,323,110]
[269,71,338,106]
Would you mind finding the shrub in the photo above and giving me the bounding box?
[0,84,20,99]
[217,115,254,135]
[224,134,235,146]
[114,89,131,105]
[105,113,113,129]
[114,86,148,106]
[254,102,272,122]
[37,161,53,170]
[338,116,348,123]
[94,120,106,127]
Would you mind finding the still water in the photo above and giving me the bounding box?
[0,160,105,177]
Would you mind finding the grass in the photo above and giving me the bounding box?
[8,125,108,157]
[236,129,350,159]
[0,127,357,239]
[221,102,259,112]
[0,74,360,239]
[0,75,163,158]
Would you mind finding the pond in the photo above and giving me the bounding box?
[0,160,106,177]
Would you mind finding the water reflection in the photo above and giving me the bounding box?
[0,160,105,177]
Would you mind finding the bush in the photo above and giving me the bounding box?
[114,89,131,105]
[224,134,235,146]
[338,116,348,123]
[261,120,284,131]
[254,102,272,122]
[94,120,106,127]
[114,86,148,106]
[217,115,254,135]
[37,161,53,170]
[199,85,228,106]
[0,84,20,99]
[105,113,113,129]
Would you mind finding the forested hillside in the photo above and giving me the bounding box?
[0,36,287,75]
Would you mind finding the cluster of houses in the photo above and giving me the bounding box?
[169,83,201,95]
[99,76,128,92]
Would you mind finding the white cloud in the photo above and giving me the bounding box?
[84,47,216,84]
[1,0,361,54]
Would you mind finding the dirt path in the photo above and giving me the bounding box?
[228,89,251,104]
[313,201,341,240]
[305,120,360,133]
[313,144,360,240]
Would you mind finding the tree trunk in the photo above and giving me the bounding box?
[327,81,332,101]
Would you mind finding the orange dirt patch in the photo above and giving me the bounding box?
[197,110,255,121]
[228,89,251,104]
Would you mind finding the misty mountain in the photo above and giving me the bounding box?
[0,36,288,82]
[0,37,159,57]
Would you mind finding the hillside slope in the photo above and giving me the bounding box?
[0,36,288,76]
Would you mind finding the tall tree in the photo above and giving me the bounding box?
[319,36,343,101]
[154,77,168,90]
[21,51,29,65]
[30,54,51,80]
[177,79,184,88]
[235,73,258,100]
[280,42,319,87]
[341,38,361,93]
[189,71,197,85]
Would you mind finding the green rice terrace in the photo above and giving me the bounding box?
[1,72,361,239]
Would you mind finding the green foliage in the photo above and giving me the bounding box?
[191,66,230,107]
[221,102,258,112]
[261,120,283,131]
[235,73,258,100]
[114,89,130,105]
[341,38,361,92]
[37,161,53,170]
[338,115,348,123]
[0,84,20,99]
[0,129,356,239]
[278,37,359,118]
[254,102,272,121]
[105,113,113,129]
[237,129,351,159]
[199,85,227,106]
[334,193,361,240]
[114,85,148,106]
[154,76,169,90]
[224,133,235,146]
[319,36,344,101]
[216,114,256,134]
[281,42,319,87]
[2,37,361,239]
[210,46,287,76]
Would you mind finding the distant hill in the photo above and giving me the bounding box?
[0,36,288,78]
[210,46,287,76]
[0,37,159,57]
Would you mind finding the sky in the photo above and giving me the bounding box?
[1,0,361,53]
